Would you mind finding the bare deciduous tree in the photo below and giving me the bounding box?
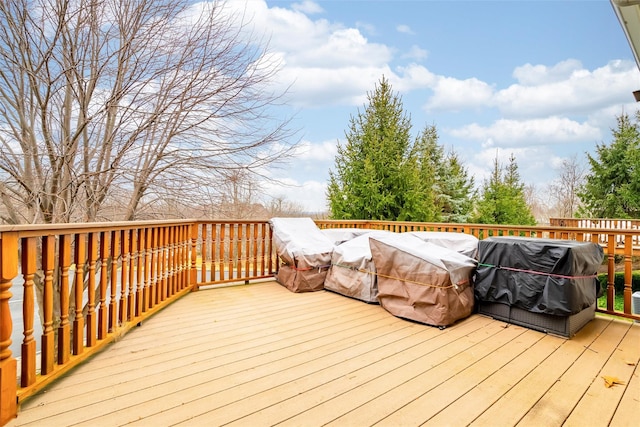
[0,0,297,224]
[548,154,586,219]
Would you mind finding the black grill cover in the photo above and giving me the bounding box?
[475,237,604,316]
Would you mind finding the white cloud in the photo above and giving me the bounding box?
[401,45,428,61]
[293,139,338,162]
[512,59,584,86]
[495,60,639,118]
[291,0,324,15]
[277,65,394,107]
[396,24,414,35]
[262,179,328,212]
[450,117,601,147]
[422,59,640,120]
[425,76,495,111]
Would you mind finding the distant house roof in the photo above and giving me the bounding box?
[611,0,640,100]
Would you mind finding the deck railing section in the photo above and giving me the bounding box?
[550,217,640,247]
[194,221,276,287]
[0,219,279,425]
[1,218,639,425]
[0,221,195,424]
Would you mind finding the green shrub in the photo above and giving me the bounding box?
[597,271,640,294]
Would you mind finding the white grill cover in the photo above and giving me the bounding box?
[324,231,391,303]
[321,228,371,245]
[270,217,335,292]
[409,231,479,258]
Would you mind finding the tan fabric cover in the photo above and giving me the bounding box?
[270,217,335,293]
[369,234,477,326]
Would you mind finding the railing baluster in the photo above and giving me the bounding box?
[150,227,157,308]
[128,229,136,321]
[228,224,235,280]
[201,224,208,284]
[252,223,258,277]
[58,234,71,364]
[624,234,632,314]
[219,225,226,281]
[109,230,120,332]
[119,230,129,327]
[190,224,198,292]
[607,235,616,312]
[136,229,145,315]
[41,235,55,374]
[236,224,243,279]
[168,227,175,296]
[72,233,85,356]
[159,227,167,302]
[98,232,108,340]
[86,233,97,347]
[20,237,36,387]
[211,224,217,283]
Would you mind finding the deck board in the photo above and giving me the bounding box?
[9,281,639,427]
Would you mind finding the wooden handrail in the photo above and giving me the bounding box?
[1,218,639,425]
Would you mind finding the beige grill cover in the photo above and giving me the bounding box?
[324,231,391,303]
[369,233,477,326]
[270,217,335,293]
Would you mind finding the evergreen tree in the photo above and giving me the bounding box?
[473,153,536,225]
[408,125,445,221]
[578,112,640,218]
[327,77,475,222]
[439,151,475,223]
[327,77,415,220]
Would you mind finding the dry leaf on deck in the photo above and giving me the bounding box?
[602,376,625,388]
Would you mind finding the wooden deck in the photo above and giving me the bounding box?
[8,281,640,427]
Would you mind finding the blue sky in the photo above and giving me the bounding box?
[230,0,640,212]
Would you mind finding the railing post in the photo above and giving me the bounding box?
[0,232,18,425]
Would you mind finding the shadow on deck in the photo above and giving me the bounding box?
[8,281,640,427]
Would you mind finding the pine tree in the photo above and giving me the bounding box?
[439,151,475,223]
[578,112,640,218]
[327,77,414,220]
[327,76,475,222]
[473,153,536,225]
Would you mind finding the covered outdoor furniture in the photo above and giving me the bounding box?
[475,236,604,337]
[369,233,477,327]
[321,227,371,245]
[270,217,335,293]
[409,231,479,258]
[324,231,390,303]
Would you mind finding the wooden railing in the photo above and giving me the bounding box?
[1,218,639,425]
[550,217,640,248]
[0,219,277,425]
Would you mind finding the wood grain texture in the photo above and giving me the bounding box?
[9,281,639,427]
